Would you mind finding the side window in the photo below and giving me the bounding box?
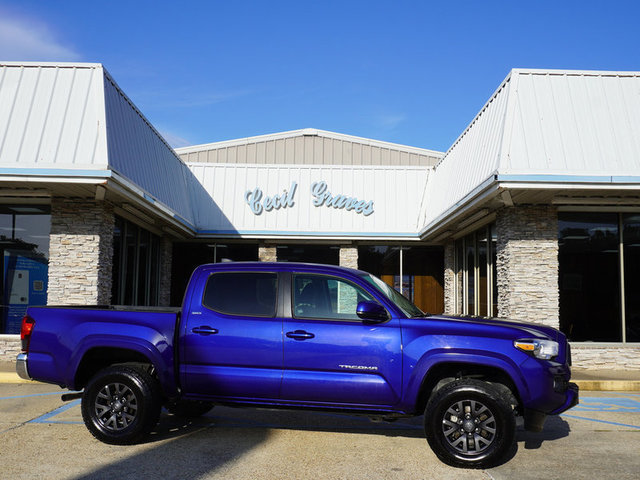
[203,272,277,317]
[293,274,376,320]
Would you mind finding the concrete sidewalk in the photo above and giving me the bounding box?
[1,360,639,391]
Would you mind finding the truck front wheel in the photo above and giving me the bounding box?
[81,365,161,445]
[424,379,515,468]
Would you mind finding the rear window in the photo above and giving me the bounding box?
[203,272,277,317]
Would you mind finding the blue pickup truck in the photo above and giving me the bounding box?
[16,262,578,468]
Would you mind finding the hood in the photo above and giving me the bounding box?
[424,314,560,342]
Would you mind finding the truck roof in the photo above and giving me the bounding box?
[195,261,367,277]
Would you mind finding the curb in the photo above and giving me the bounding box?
[0,372,38,384]
[574,379,640,392]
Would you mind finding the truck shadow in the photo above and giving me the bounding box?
[152,405,426,440]
[69,407,425,479]
[516,415,571,450]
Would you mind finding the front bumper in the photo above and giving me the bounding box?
[16,353,30,380]
[549,381,579,415]
[524,381,579,432]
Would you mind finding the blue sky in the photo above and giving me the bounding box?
[1,1,639,152]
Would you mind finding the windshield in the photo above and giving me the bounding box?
[361,273,426,318]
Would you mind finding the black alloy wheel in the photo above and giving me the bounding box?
[81,365,161,445]
[424,379,516,468]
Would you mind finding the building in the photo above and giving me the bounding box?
[0,62,638,370]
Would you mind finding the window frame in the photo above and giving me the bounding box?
[291,272,385,323]
[201,271,279,318]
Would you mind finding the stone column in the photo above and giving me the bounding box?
[443,242,456,315]
[47,198,114,305]
[339,246,358,269]
[259,245,277,262]
[158,237,173,306]
[496,205,559,328]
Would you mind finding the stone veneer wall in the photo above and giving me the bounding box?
[571,345,640,370]
[47,198,114,305]
[0,336,20,362]
[258,245,277,262]
[339,247,358,269]
[443,242,455,315]
[496,205,559,328]
[158,237,173,306]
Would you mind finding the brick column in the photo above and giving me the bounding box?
[443,242,456,315]
[339,246,358,269]
[259,245,277,262]
[496,205,559,328]
[158,237,173,306]
[47,198,114,305]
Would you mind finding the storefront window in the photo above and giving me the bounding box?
[276,245,339,265]
[559,213,621,342]
[0,205,51,334]
[358,245,443,314]
[454,223,498,317]
[623,214,640,343]
[112,217,162,307]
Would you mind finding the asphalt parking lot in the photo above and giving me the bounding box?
[1,383,639,480]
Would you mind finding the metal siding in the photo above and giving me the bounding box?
[189,163,429,236]
[177,130,443,167]
[102,72,199,226]
[504,72,640,176]
[0,64,108,169]
[420,76,510,229]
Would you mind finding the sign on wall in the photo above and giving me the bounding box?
[245,181,375,216]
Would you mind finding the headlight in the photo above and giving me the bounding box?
[514,339,559,360]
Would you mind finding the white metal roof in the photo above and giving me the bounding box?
[0,62,205,231]
[420,68,640,235]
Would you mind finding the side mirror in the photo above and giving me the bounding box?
[356,300,389,323]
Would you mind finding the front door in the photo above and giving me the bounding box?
[281,273,402,407]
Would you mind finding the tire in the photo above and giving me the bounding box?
[81,365,161,445]
[424,379,516,468]
[167,400,214,418]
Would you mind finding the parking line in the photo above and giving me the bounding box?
[0,391,69,401]
[28,399,82,424]
[561,413,640,429]
[572,396,640,412]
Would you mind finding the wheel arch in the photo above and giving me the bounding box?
[74,347,155,390]
[414,361,522,414]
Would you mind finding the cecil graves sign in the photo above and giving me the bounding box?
[245,181,374,216]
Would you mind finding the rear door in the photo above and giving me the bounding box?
[181,269,283,400]
[281,272,402,407]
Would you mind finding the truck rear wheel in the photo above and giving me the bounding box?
[81,365,161,445]
[424,379,515,468]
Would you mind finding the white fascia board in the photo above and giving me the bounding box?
[176,129,444,158]
[511,68,640,77]
[419,174,500,239]
[186,162,431,172]
[419,173,640,239]
[0,61,103,68]
[194,231,423,241]
[497,173,640,187]
[108,172,196,236]
[0,168,111,183]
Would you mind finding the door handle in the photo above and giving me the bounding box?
[191,326,219,335]
[286,330,315,340]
